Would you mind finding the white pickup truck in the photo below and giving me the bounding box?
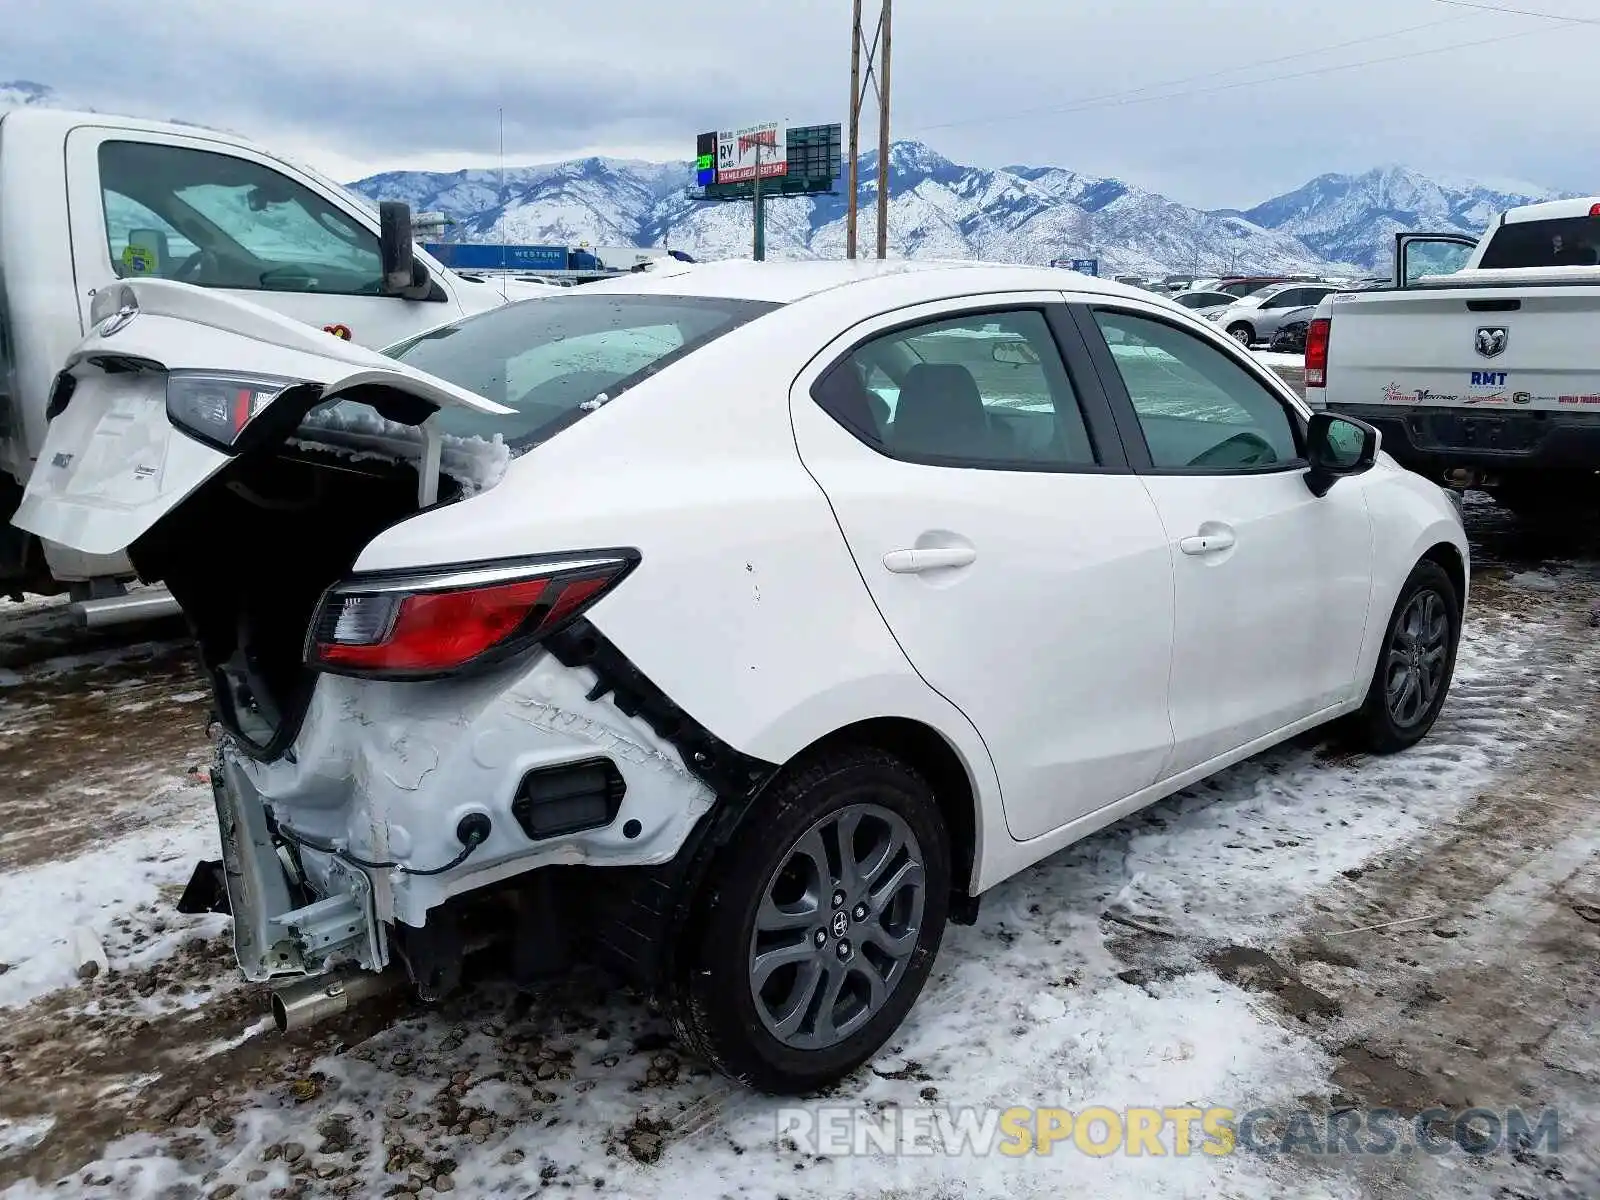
[1307,197,1600,515]
[0,107,552,623]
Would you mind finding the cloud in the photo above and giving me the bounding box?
[6,0,1598,205]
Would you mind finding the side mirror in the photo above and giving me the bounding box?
[379,201,430,298]
[1305,411,1379,497]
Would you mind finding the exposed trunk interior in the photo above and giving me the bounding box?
[133,433,463,758]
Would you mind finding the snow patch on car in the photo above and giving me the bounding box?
[292,402,512,495]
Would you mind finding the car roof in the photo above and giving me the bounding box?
[571,258,1160,306]
[0,106,260,151]
[1501,196,1600,225]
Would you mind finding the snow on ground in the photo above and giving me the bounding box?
[0,819,228,1010]
[1251,351,1304,370]
[0,641,219,1009]
[1,588,1581,1200]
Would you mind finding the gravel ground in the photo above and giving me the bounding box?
[1,493,1597,1199]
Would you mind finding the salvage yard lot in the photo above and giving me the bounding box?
[1,497,1598,1200]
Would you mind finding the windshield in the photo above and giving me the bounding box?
[1239,286,1285,307]
[1478,215,1600,269]
[385,293,780,447]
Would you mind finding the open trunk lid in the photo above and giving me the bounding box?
[13,279,512,557]
[1325,280,1600,414]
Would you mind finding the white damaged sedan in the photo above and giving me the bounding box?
[15,262,1468,1094]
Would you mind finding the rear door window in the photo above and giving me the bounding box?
[1479,216,1600,268]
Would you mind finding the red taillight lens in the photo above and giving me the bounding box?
[1589,203,1600,217]
[307,552,638,678]
[1304,317,1331,387]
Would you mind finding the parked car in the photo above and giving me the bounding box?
[1214,282,1340,346]
[16,263,1469,1096]
[1171,289,1240,316]
[1268,308,1319,354]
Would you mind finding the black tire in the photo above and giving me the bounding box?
[670,745,951,1095]
[1227,323,1255,346]
[1347,559,1461,754]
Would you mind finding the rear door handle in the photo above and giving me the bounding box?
[1179,529,1236,555]
[883,546,977,573]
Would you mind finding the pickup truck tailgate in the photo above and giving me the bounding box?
[1326,284,1600,413]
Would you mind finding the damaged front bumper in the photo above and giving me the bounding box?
[178,750,387,983]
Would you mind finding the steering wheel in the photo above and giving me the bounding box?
[260,264,319,290]
[1187,430,1277,469]
[170,250,206,283]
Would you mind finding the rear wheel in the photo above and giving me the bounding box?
[671,746,950,1095]
[1347,560,1460,754]
[1227,323,1255,346]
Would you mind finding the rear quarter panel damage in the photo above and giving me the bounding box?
[239,650,717,929]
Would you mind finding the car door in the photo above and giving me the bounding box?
[1072,302,1375,778]
[63,126,459,350]
[790,296,1175,842]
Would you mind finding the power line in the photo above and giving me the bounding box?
[1429,0,1600,24]
[911,13,1473,135]
[906,18,1587,135]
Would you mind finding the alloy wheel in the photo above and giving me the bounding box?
[1384,587,1450,728]
[748,802,927,1051]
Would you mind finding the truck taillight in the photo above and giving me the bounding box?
[1304,317,1331,387]
[306,552,639,679]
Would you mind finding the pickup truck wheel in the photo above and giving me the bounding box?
[1346,560,1460,754]
[1227,323,1255,346]
[671,746,950,1095]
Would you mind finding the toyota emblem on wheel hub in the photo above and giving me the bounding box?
[830,910,851,938]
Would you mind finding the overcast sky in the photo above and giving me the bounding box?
[5,0,1598,207]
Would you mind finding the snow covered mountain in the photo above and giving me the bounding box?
[1228,165,1579,270]
[354,146,1573,277]
[353,141,1348,277]
[0,80,64,111]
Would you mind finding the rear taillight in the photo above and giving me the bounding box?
[306,552,639,679]
[166,370,298,451]
[1304,317,1331,387]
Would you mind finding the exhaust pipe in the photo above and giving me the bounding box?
[1442,467,1482,489]
[72,588,183,629]
[270,966,406,1033]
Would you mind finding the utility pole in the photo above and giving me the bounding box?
[847,0,893,259]
[752,138,766,261]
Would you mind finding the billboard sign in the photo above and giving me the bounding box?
[717,122,788,184]
[693,125,840,200]
[695,132,717,187]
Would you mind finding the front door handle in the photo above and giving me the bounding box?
[1179,528,1236,555]
[883,546,977,573]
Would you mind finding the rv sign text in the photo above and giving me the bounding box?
[717,123,788,184]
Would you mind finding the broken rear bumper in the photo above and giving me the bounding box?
[191,749,387,983]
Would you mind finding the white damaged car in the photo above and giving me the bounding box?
[15,263,1469,1094]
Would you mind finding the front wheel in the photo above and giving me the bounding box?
[1227,323,1255,346]
[671,746,951,1095]
[1347,560,1461,753]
